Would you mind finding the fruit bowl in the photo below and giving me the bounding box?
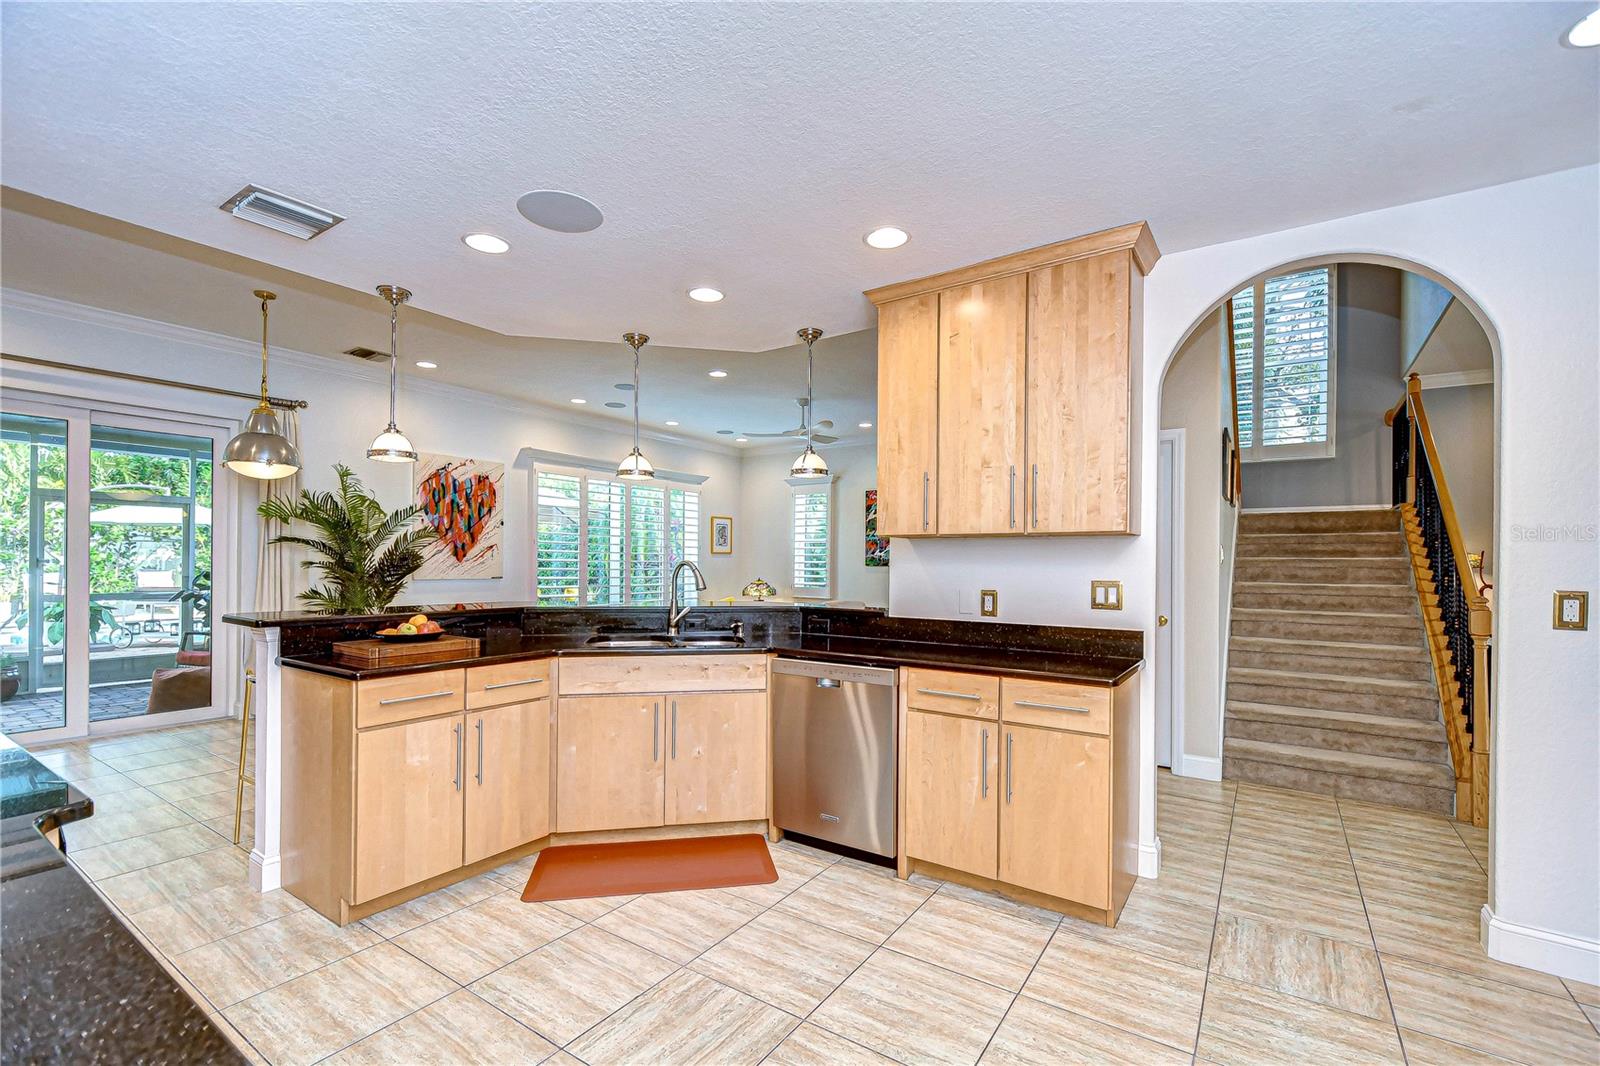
[375,630,447,644]
[374,614,445,642]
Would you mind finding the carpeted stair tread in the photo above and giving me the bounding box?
[1227,666,1436,697]
[1240,509,1399,533]
[1237,532,1406,559]
[1226,700,1448,739]
[1224,737,1455,788]
[1229,635,1427,657]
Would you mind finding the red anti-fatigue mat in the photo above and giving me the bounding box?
[521,833,778,902]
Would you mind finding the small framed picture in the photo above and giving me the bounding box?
[710,515,733,554]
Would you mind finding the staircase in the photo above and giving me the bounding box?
[1223,508,1457,815]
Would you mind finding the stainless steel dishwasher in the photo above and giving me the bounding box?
[770,658,897,857]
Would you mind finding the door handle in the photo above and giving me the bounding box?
[1009,466,1016,528]
[483,677,545,691]
[379,689,453,706]
[1012,699,1092,714]
[922,472,930,531]
[981,728,989,798]
[1031,464,1039,528]
[916,688,979,701]
[1005,732,1013,804]
[671,700,678,759]
[452,722,463,791]
[475,718,483,785]
[652,703,660,762]
[1158,615,1169,627]
[816,678,841,689]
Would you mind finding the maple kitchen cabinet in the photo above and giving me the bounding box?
[866,221,1159,536]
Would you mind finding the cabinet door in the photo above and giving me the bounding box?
[353,714,464,904]
[665,692,767,825]
[556,696,664,832]
[877,293,941,536]
[1027,251,1132,533]
[904,710,998,879]
[999,724,1110,908]
[938,274,1028,534]
[465,699,552,865]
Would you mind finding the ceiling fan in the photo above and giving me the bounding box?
[742,328,840,444]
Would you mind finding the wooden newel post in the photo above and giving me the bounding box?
[1405,374,1421,505]
[1469,597,1492,829]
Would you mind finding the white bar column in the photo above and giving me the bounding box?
[248,626,283,892]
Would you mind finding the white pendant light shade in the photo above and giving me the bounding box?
[368,284,417,464]
[224,290,301,480]
[616,332,655,481]
[790,443,829,478]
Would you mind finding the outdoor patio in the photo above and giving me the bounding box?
[1,681,155,733]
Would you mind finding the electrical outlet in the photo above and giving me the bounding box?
[1554,590,1589,631]
[1091,580,1124,610]
[980,589,999,617]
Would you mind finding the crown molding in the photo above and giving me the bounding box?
[1417,369,1493,390]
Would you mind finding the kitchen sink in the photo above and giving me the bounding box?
[584,632,745,649]
[585,635,675,648]
[673,637,746,648]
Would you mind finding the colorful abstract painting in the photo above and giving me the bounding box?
[414,453,504,579]
[865,489,889,567]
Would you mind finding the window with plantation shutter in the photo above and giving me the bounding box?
[535,467,700,607]
[1230,267,1336,461]
[792,485,831,598]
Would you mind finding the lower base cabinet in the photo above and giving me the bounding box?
[904,709,998,876]
[353,713,465,905]
[466,700,553,864]
[666,691,767,825]
[998,724,1111,908]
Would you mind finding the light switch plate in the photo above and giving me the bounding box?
[1091,580,1124,610]
[980,589,999,617]
[1553,590,1589,631]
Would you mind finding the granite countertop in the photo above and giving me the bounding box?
[279,629,1142,685]
[0,734,243,1063]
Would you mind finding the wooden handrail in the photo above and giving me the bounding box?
[1405,376,1491,619]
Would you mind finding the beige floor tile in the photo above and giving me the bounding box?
[1061,879,1217,970]
[1197,974,1404,1063]
[811,948,1013,1066]
[128,879,305,955]
[201,813,254,849]
[1399,1027,1520,1064]
[724,845,829,909]
[1022,928,1206,1052]
[174,907,385,1008]
[124,753,237,786]
[568,969,797,1065]
[205,1010,270,1065]
[775,862,935,944]
[1367,901,1569,996]
[1581,1002,1600,1031]
[69,821,229,880]
[97,845,249,913]
[485,852,538,890]
[469,925,676,1046]
[145,770,240,802]
[1350,855,1488,917]
[765,1022,897,1065]
[1566,977,1600,1007]
[97,744,213,772]
[359,872,506,938]
[690,908,875,1015]
[1218,872,1372,947]
[1382,955,1600,1063]
[60,764,149,794]
[223,942,456,1066]
[324,989,556,1064]
[771,837,843,868]
[170,788,252,823]
[61,798,193,848]
[394,891,580,984]
[1209,913,1390,1021]
[933,880,1067,929]
[546,892,637,922]
[983,995,1191,1065]
[886,891,1055,992]
[592,887,763,964]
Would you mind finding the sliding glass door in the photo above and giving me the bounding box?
[0,394,229,740]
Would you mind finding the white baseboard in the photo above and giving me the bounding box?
[1241,504,1392,513]
[1177,754,1223,781]
[1482,904,1600,984]
[1139,836,1162,879]
[250,850,281,893]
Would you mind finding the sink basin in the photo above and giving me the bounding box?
[583,632,746,649]
[585,635,675,648]
[674,637,746,648]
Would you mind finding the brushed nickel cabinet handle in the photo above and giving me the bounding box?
[1012,699,1092,714]
[671,700,678,759]
[916,688,980,701]
[483,677,544,691]
[378,689,453,706]
[453,722,463,791]
[475,718,483,785]
[922,472,930,531]
[1009,466,1016,528]
[1005,732,1013,804]
[981,728,989,798]
[1031,464,1039,528]
[652,703,660,762]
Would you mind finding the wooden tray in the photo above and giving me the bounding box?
[333,634,480,667]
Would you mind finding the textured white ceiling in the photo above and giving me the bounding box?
[2,3,1596,351]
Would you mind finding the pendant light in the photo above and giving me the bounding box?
[616,332,655,480]
[367,284,418,463]
[222,290,301,480]
[789,327,830,479]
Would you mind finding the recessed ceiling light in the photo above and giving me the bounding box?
[688,287,724,303]
[664,420,680,426]
[570,398,587,404]
[605,401,626,409]
[1568,8,1600,46]
[516,189,604,233]
[461,233,510,254]
[415,360,438,369]
[614,382,634,391]
[864,226,910,249]
[717,429,734,435]
[735,437,748,443]
[858,422,873,428]
[708,369,728,378]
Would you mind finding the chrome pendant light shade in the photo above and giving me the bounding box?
[616,332,655,481]
[789,327,830,479]
[223,290,301,480]
[368,284,418,463]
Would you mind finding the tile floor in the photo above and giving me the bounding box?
[25,720,1600,1065]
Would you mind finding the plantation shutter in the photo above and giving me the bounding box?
[627,483,667,606]
[535,471,581,605]
[1231,267,1336,460]
[792,486,831,597]
[535,468,704,607]
[1231,286,1256,448]
[585,477,626,606]
[668,488,701,608]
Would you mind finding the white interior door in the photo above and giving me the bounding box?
[1155,431,1183,770]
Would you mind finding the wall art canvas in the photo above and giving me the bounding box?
[865,489,889,567]
[413,453,504,579]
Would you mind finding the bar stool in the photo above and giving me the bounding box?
[233,669,255,845]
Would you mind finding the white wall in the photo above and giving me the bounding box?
[1424,383,1497,582]
[1401,270,1453,370]
[736,441,888,606]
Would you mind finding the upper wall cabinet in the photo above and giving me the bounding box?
[867,222,1158,537]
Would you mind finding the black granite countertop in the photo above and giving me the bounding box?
[279,629,1142,685]
[0,734,243,1064]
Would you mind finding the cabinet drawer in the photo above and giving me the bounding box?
[357,669,466,729]
[904,668,999,720]
[466,659,552,709]
[1000,677,1110,735]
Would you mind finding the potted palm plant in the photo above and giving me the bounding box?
[258,464,433,613]
[1,654,19,702]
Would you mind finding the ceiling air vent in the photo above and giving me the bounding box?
[220,184,345,240]
[342,346,386,361]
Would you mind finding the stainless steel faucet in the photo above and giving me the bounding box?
[667,560,707,637]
